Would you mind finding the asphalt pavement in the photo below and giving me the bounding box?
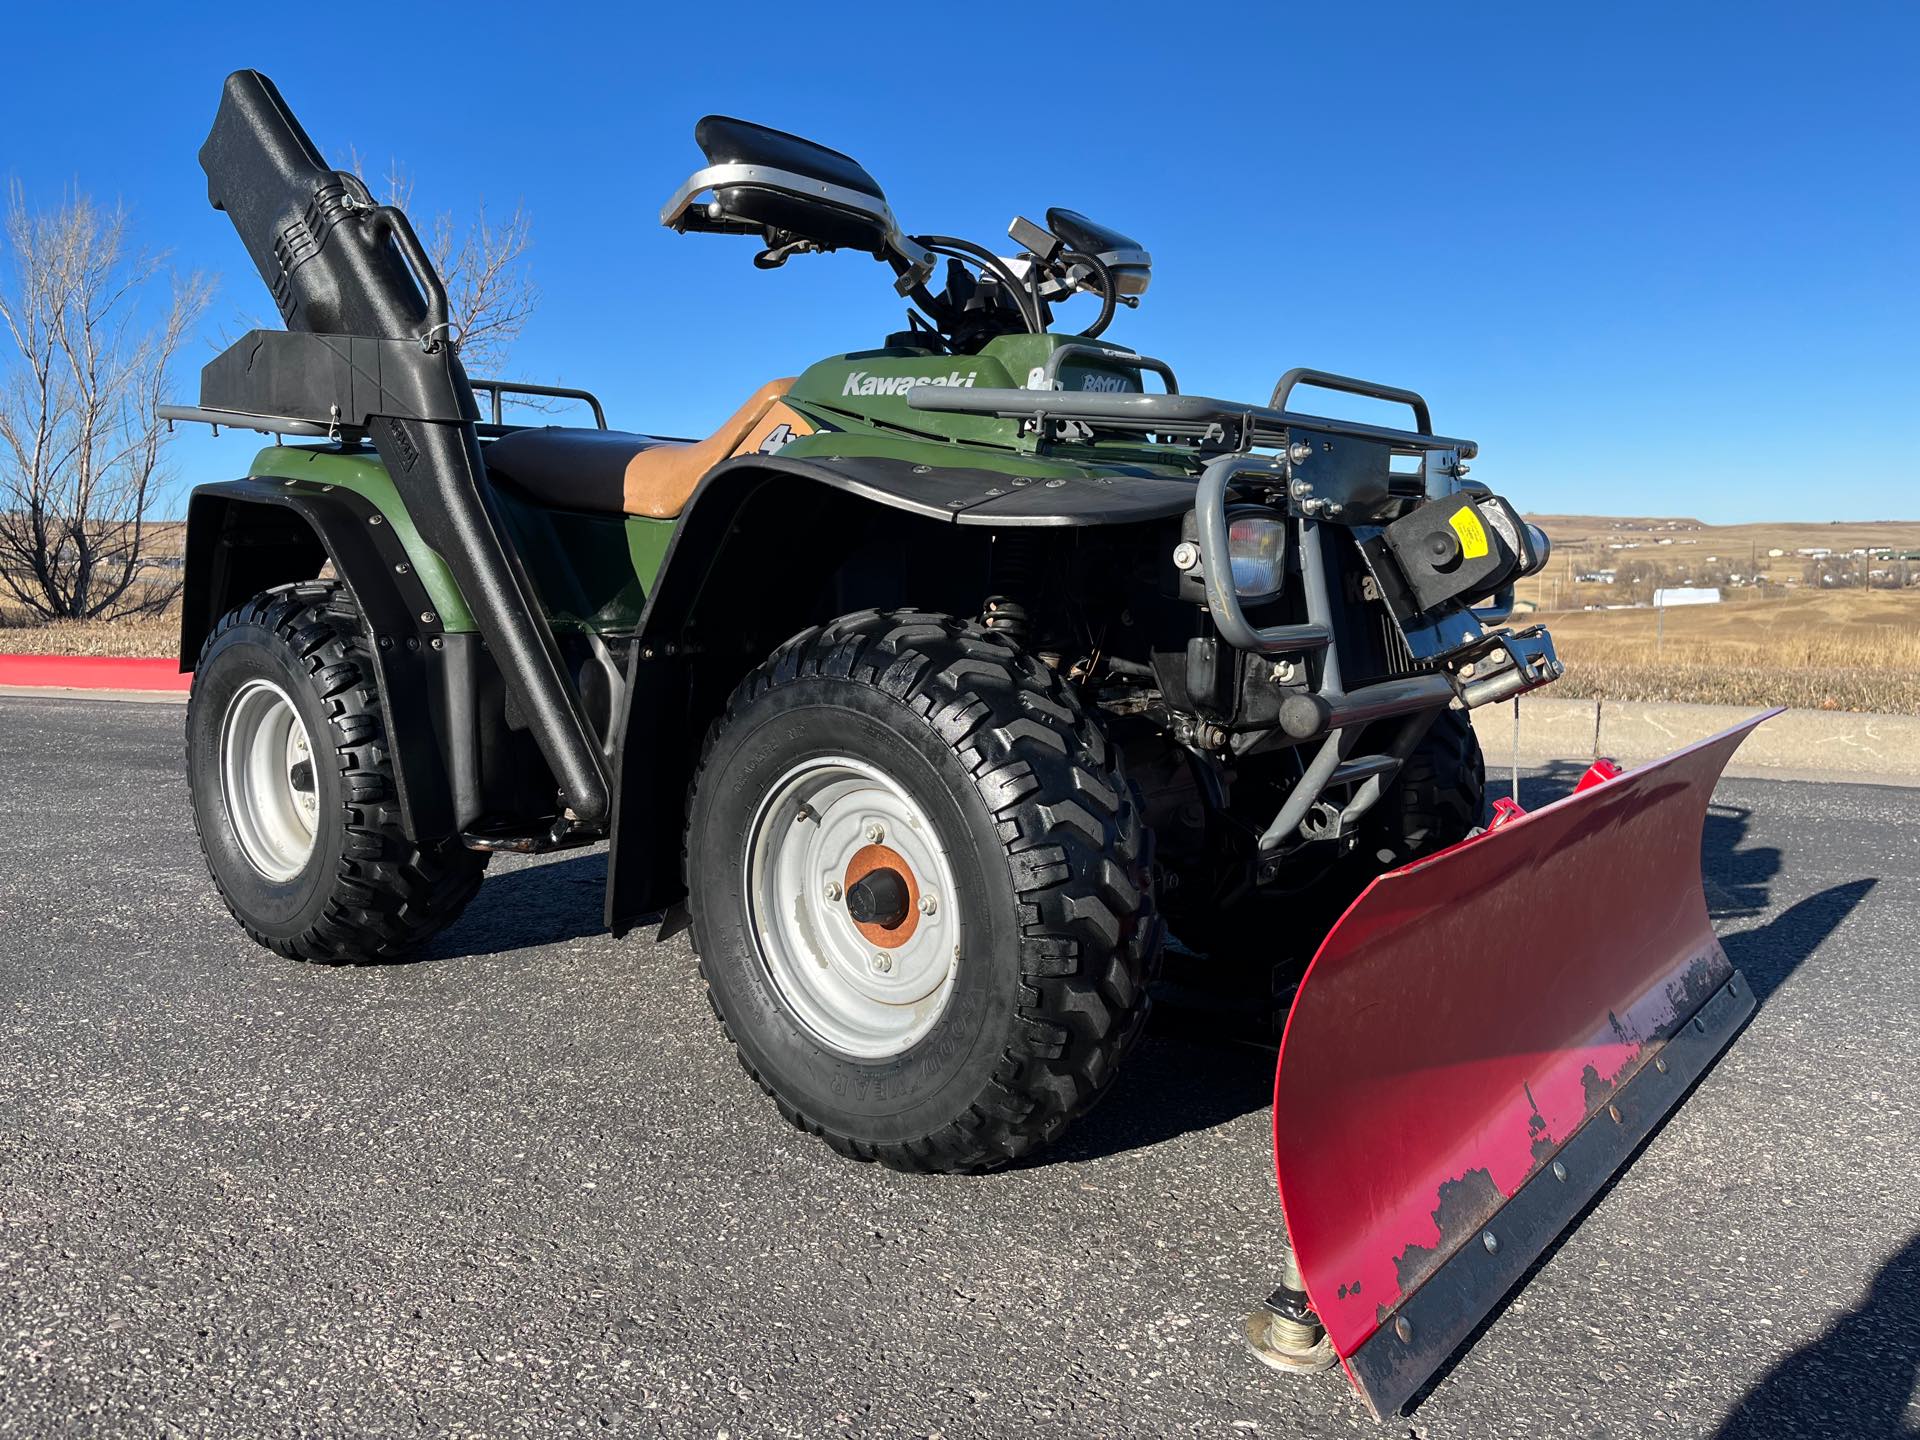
[2,695,1915,1438]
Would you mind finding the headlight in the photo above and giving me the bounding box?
[1227,513,1288,599]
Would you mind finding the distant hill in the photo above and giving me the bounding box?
[1515,514,1920,609]
[1526,515,1920,551]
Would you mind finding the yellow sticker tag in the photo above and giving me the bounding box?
[1448,505,1490,560]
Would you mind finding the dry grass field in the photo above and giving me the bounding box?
[0,605,179,657]
[0,520,185,656]
[1511,514,1920,712]
[1537,588,1920,713]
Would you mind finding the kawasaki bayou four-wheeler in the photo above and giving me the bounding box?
[167,72,1772,1418]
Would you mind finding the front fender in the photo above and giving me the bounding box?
[602,451,1194,932]
[634,452,1195,644]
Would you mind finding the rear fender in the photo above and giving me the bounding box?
[182,479,461,841]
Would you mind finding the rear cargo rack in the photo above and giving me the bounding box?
[161,373,610,443]
[468,378,608,430]
[158,403,340,441]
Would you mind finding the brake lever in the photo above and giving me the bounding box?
[753,237,822,270]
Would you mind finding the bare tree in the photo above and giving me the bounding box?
[0,185,211,620]
[348,151,537,374]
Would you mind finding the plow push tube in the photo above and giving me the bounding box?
[1270,711,1777,1418]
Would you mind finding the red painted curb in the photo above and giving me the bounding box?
[0,654,191,692]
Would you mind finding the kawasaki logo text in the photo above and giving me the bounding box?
[842,370,978,398]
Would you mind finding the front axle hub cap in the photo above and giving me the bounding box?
[745,756,961,1059]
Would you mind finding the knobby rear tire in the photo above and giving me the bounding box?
[185,581,486,963]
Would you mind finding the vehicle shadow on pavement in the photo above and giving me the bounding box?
[1029,1020,1279,1166]
[1700,801,1779,920]
[1719,875,1877,1004]
[427,850,616,960]
[1712,1230,1920,1440]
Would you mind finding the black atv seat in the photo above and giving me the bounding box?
[486,428,680,517]
[484,378,799,520]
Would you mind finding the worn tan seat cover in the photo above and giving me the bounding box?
[485,378,806,519]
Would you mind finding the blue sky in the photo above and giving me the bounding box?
[2,2,1913,523]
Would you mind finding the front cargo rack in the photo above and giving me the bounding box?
[907,364,1477,462]
[912,364,1551,860]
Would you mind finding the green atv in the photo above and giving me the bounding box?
[171,72,1561,1175]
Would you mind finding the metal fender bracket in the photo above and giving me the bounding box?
[1444,624,1563,708]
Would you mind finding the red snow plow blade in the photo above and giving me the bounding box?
[1268,710,1777,1418]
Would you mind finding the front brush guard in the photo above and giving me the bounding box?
[1264,710,1777,1418]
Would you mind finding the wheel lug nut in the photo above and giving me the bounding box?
[871,952,893,973]
[865,822,885,843]
[918,894,938,916]
[823,880,843,902]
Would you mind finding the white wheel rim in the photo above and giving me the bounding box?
[744,755,962,1060]
[219,678,320,881]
